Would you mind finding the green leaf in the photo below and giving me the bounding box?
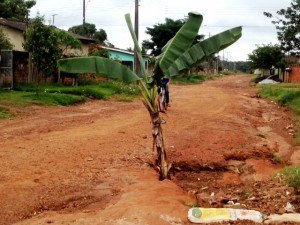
[168,26,242,75]
[125,13,147,79]
[159,12,203,76]
[57,56,140,83]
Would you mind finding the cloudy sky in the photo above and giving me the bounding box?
[30,0,290,61]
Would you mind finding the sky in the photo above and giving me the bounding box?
[30,0,291,61]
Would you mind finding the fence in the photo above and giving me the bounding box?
[0,50,29,88]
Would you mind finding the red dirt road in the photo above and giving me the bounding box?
[0,75,298,225]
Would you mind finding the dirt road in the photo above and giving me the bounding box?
[0,75,298,225]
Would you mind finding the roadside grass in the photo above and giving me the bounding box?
[259,83,300,144]
[280,165,300,190]
[0,106,14,119]
[0,81,139,118]
[16,81,139,100]
[0,89,86,106]
[172,73,224,85]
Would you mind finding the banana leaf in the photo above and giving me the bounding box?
[159,12,203,76]
[57,56,140,83]
[168,26,242,76]
[125,13,147,79]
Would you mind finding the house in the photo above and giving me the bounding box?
[102,46,149,71]
[283,56,300,83]
[0,18,95,88]
[0,17,150,88]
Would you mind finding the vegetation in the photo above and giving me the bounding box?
[68,23,107,44]
[142,17,203,56]
[0,0,36,21]
[23,16,83,92]
[259,83,300,143]
[23,16,61,82]
[17,82,139,100]
[55,29,82,55]
[280,165,300,190]
[264,0,300,56]
[58,12,242,179]
[248,44,285,72]
[0,81,139,118]
[88,44,109,58]
[171,73,224,85]
[0,106,13,119]
[235,61,251,73]
[0,27,13,50]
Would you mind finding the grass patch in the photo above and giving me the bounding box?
[271,153,282,164]
[259,84,300,144]
[172,73,223,85]
[0,81,139,119]
[280,165,300,190]
[0,89,86,107]
[16,81,139,100]
[0,106,14,119]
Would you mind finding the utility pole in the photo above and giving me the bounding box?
[83,0,86,25]
[52,14,58,25]
[134,0,139,75]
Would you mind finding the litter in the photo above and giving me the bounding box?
[258,78,279,85]
[188,207,263,223]
[284,202,295,213]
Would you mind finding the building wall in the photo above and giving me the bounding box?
[288,65,300,83]
[1,26,25,51]
[63,44,90,56]
[108,50,148,71]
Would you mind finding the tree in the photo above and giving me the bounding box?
[235,61,250,73]
[55,29,82,56]
[0,27,13,50]
[264,0,300,55]
[142,18,184,56]
[248,44,285,72]
[23,16,61,82]
[58,12,242,180]
[68,23,107,44]
[0,0,36,21]
[23,17,82,83]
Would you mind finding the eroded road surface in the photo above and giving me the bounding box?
[0,75,298,225]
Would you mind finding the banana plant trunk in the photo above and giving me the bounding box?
[150,111,171,180]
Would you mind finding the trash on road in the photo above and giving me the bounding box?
[188,207,263,223]
[284,202,295,213]
[265,214,300,224]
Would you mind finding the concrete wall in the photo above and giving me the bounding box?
[1,26,25,51]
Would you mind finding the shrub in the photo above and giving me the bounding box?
[280,165,300,190]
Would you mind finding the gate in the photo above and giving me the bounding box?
[0,50,29,89]
[0,50,13,89]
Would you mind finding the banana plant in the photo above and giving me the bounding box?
[57,12,242,180]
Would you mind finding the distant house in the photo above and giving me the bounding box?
[0,17,95,88]
[102,46,149,71]
[283,56,300,83]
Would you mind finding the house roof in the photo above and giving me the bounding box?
[102,46,134,55]
[0,17,26,31]
[102,46,149,58]
[69,32,95,43]
[0,17,95,43]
